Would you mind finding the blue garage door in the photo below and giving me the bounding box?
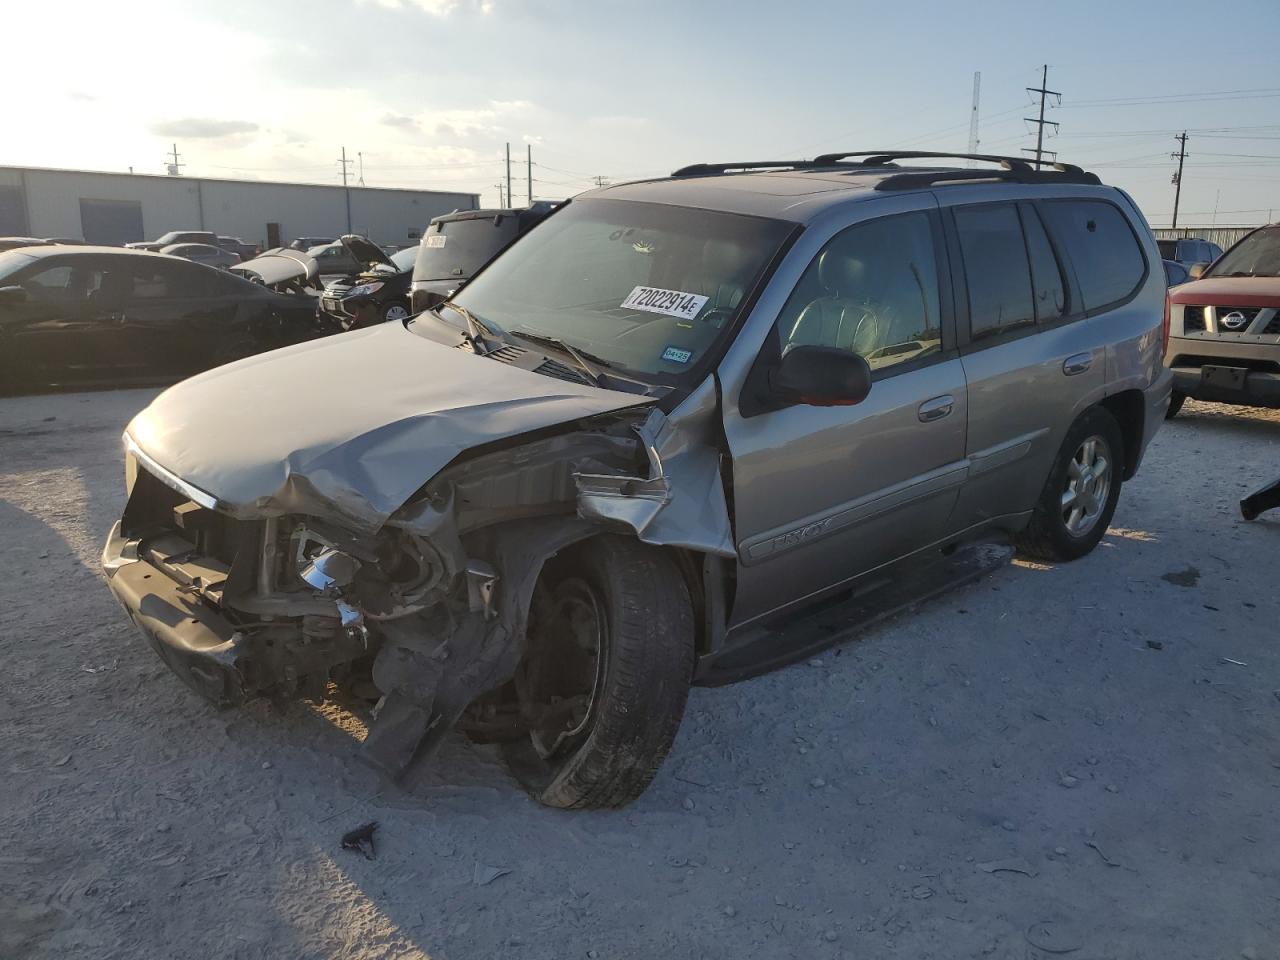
[0,185,28,235]
[80,198,144,245]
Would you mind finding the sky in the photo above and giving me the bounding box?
[8,0,1280,227]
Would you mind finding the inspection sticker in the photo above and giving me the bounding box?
[425,235,447,248]
[661,345,693,364]
[621,285,708,321]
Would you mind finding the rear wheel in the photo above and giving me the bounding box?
[502,535,694,809]
[1015,407,1124,562]
[1165,390,1186,419]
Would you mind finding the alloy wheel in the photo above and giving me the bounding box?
[1061,435,1112,537]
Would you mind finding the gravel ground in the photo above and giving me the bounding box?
[2,389,1278,960]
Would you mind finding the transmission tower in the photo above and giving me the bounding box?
[1023,65,1061,169]
[967,72,981,165]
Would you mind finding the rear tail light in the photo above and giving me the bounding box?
[1161,291,1171,356]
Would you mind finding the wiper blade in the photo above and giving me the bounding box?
[440,301,499,354]
[509,330,611,386]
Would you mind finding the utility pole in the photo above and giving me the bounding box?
[494,182,505,207]
[967,71,981,166]
[338,147,353,232]
[165,143,184,176]
[527,144,533,206]
[1024,65,1061,169]
[357,151,365,187]
[1171,131,1189,230]
[505,143,512,209]
[591,175,610,188]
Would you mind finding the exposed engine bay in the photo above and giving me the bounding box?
[103,382,731,781]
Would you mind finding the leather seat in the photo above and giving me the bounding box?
[787,249,882,355]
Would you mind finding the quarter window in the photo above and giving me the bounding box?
[1041,200,1146,311]
[1022,205,1067,322]
[954,204,1035,337]
[777,211,943,373]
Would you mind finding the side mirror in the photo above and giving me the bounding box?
[0,285,28,304]
[771,345,872,407]
[1188,262,1209,280]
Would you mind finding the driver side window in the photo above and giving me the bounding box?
[777,211,942,373]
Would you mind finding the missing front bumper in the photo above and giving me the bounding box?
[103,522,251,706]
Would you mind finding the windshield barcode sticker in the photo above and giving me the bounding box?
[426,235,447,248]
[621,286,708,321]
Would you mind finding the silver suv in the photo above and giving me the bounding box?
[102,151,1172,808]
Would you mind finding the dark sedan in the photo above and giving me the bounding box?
[0,246,328,394]
[318,237,418,329]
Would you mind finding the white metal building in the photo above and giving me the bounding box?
[0,165,479,249]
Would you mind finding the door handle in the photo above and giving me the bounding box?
[1062,353,1092,376]
[918,395,954,422]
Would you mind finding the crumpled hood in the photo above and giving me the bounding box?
[126,323,650,532]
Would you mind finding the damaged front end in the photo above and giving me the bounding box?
[102,383,727,780]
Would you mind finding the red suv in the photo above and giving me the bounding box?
[1165,223,1280,416]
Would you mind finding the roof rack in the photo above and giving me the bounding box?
[670,160,815,177]
[668,150,1101,189]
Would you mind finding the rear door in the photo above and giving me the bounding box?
[721,203,969,628]
[946,195,1145,527]
[120,259,241,377]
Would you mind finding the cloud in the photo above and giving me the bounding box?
[361,0,493,15]
[490,99,532,112]
[380,113,420,131]
[150,118,259,139]
[522,133,543,145]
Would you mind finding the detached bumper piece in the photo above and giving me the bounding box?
[1172,365,1280,409]
[103,522,250,707]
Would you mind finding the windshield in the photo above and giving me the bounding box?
[448,199,793,381]
[414,215,521,282]
[0,250,38,282]
[1207,227,1280,278]
[378,246,418,273]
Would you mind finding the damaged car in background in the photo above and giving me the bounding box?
[103,151,1171,808]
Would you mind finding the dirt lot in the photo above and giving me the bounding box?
[2,388,1278,960]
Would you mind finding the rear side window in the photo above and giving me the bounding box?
[954,204,1035,337]
[1041,200,1146,311]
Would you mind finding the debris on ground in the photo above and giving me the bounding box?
[1025,920,1083,954]
[473,864,511,886]
[977,858,1038,877]
[340,821,378,860]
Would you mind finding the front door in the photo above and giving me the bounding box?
[722,207,969,628]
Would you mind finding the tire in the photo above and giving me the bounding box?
[379,300,411,323]
[502,535,695,809]
[1015,406,1124,562]
[1165,390,1185,419]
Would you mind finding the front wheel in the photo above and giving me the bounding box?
[1015,407,1124,562]
[502,535,694,809]
[379,300,411,323]
[1165,390,1186,419]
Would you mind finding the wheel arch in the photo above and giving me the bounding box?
[1099,389,1144,480]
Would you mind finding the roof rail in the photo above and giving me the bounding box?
[874,166,1102,192]
[670,160,814,177]
[813,150,1047,170]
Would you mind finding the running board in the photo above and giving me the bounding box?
[694,539,1015,686]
